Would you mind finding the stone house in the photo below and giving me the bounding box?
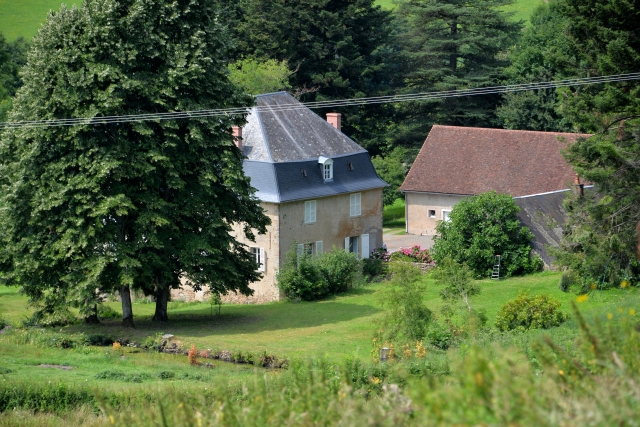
[399,125,587,240]
[172,92,387,303]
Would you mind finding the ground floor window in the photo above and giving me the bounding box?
[251,247,265,271]
[344,234,370,259]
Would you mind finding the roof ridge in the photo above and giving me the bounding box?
[430,124,590,137]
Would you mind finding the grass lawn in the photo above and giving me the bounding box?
[2,272,638,367]
[383,198,406,235]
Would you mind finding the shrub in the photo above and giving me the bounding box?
[431,256,480,311]
[495,292,568,331]
[188,345,198,366]
[426,323,453,350]
[22,308,79,327]
[558,271,579,292]
[0,315,8,330]
[362,258,386,279]
[98,304,120,319]
[276,245,328,301]
[87,334,114,346]
[432,191,540,278]
[316,248,361,293]
[399,245,432,263]
[379,262,432,341]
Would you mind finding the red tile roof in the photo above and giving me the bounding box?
[399,125,589,197]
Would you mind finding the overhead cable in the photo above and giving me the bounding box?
[1,73,639,129]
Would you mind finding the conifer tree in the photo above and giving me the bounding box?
[0,0,269,325]
[393,0,522,147]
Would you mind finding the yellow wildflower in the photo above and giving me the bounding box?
[621,280,630,289]
[607,313,613,320]
[630,309,636,316]
[371,376,381,385]
[590,283,597,290]
[576,294,589,303]
[558,370,565,376]
[109,415,115,425]
[112,342,122,351]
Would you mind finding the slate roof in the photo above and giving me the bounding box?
[240,92,386,203]
[399,125,588,197]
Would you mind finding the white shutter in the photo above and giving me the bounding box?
[297,244,304,259]
[361,234,370,259]
[345,237,350,251]
[259,247,265,271]
[316,241,323,255]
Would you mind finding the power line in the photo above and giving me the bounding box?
[1,73,639,129]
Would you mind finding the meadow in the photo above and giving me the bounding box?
[1,266,639,425]
[0,0,545,43]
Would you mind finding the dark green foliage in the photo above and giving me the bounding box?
[393,0,522,146]
[553,120,640,288]
[558,271,579,292]
[379,262,432,341]
[555,0,640,133]
[276,247,328,301]
[86,334,114,346]
[316,248,362,294]
[362,257,386,279]
[222,0,400,154]
[497,2,579,132]
[22,309,79,328]
[495,292,568,331]
[426,323,453,350]
[97,304,120,320]
[431,257,480,311]
[432,192,541,278]
[157,371,176,380]
[0,315,8,330]
[0,34,28,122]
[277,246,363,301]
[371,147,415,205]
[0,0,270,322]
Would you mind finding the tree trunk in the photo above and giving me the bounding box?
[120,285,135,328]
[153,285,170,323]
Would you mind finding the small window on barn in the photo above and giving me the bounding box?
[348,162,354,171]
[301,169,307,177]
[428,210,436,218]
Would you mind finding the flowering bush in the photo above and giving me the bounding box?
[188,344,198,366]
[370,247,390,262]
[397,245,432,263]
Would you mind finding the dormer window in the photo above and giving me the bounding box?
[318,156,333,181]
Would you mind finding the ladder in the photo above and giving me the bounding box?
[491,255,501,280]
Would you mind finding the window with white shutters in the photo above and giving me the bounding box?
[350,193,361,217]
[304,200,316,223]
[252,247,265,272]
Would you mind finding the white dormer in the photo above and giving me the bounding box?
[318,156,333,181]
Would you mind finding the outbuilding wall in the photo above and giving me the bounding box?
[405,192,466,235]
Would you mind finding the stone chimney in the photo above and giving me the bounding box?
[232,126,242,151]
[326,113,341,132]
[574,173,584,197]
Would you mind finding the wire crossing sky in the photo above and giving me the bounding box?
[1,73,639,129]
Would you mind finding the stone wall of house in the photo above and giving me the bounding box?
[404,192,465,235]
[170,202,281,304]
[278,188,384,260]
[170,189,385,304]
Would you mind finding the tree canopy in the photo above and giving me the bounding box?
[431,192,543,278]
[0,0,270,325]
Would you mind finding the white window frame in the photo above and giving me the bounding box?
[304,200,317,224]
[350,193,362,217]
[442,209,451,222]
[428,209,436,218]
[318,156,334,181]
[251,247,265,272]
[344,235,369,258]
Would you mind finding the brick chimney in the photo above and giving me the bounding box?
[326,113,341,132]
[232,126,242,151]
[573,173,584,197]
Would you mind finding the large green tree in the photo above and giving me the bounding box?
[549,0,640,287]
[497,2,580,132]
[0,0,269,325]
[431,192,542,278]
[0,34,28,122]
[392,0,522,148]
[221,0,401,155]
